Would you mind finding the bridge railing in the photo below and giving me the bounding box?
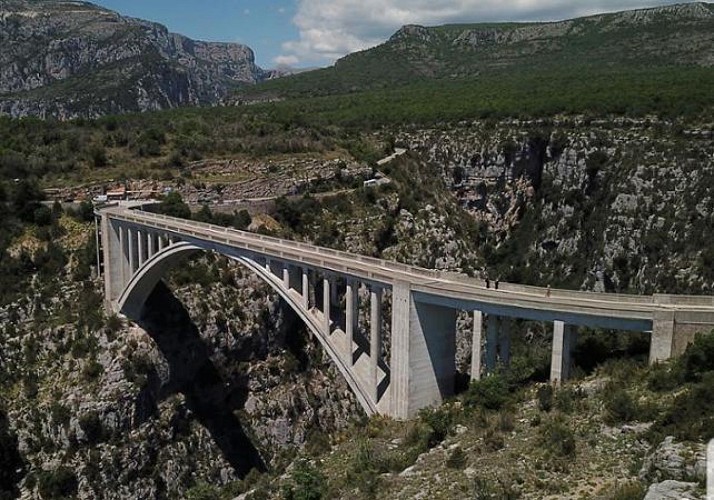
[111,208,446,280]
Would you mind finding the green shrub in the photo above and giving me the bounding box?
[418,406,455,446]
[473,476,519,500]
[465,374,511,410]
[646,362,683,392]
[554,387,584,414]
[185,482,221,500]
[78,411,103,443]
[652,371,714,441]
[537,385,554,412]
[483,427,505,451]
[49,403,71,427]
[680,331,714,382]
[603,388,638,424]
[605,481,646,500]
[347,440,380,498]
[304,428,331,457]
[37,467,77,499]
[540,417,576,458]
[498,410,515,432]
[82,360,104,381]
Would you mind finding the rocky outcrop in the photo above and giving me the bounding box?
[0,0,275,118]
[640,436,707,483]
[643,480,701,500]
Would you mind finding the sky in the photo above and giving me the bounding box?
[92,0,686,69]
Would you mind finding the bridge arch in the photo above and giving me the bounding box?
[116,241,378,415]
[101,208,714,419]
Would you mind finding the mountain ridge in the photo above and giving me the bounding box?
[0,0,275,118]
[246,1,714,105]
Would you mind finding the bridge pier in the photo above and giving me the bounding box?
[370,286,382,404]
[137,229,145,267]
[147,231,155,257]
[550,321,576,384]
[470,310,484,381]
[390,282,456,419]
[345,279,357,366]
[301,268,309,309]
[323,277,332,334]
[127,228,136,273]
[102,217,128,310]
[499,318,512,368]
[285,264,302,293]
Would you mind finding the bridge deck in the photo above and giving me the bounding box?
[103,207,714,330]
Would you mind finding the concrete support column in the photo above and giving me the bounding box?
[102,217,127,311]
[650,310,675,363]
[550,320,576,384]
[485,315,499,373]
[283,265,290,289]
[158,234,166,251]
[390,282,457,419]
[265,257,271,274]
[301,268,309,309]
[137,230,145,268]
[323,277,331,334]
[370,287,382,404]
[118,225,128,284]
[127,227,136,273]
[470,310,484,381]
[499,318,512,368]
[345,280,357,365]
[147,231,155,259]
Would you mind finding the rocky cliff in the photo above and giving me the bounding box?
[0,0,274,118]
[397,117,714,294]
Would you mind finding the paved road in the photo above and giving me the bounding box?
[104,207,714,330]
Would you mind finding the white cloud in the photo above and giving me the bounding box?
[273,54,300,66]
[276,0,684,66]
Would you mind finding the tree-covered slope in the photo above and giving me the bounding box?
[241,2,714,121]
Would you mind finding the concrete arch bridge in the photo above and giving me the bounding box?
[99,206,714,419]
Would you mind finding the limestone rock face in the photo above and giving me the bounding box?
[643,479,701,500]
[0,0,274,118]
[0,256,359,499]
[398,117,714,294]
[640,436,707,483]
